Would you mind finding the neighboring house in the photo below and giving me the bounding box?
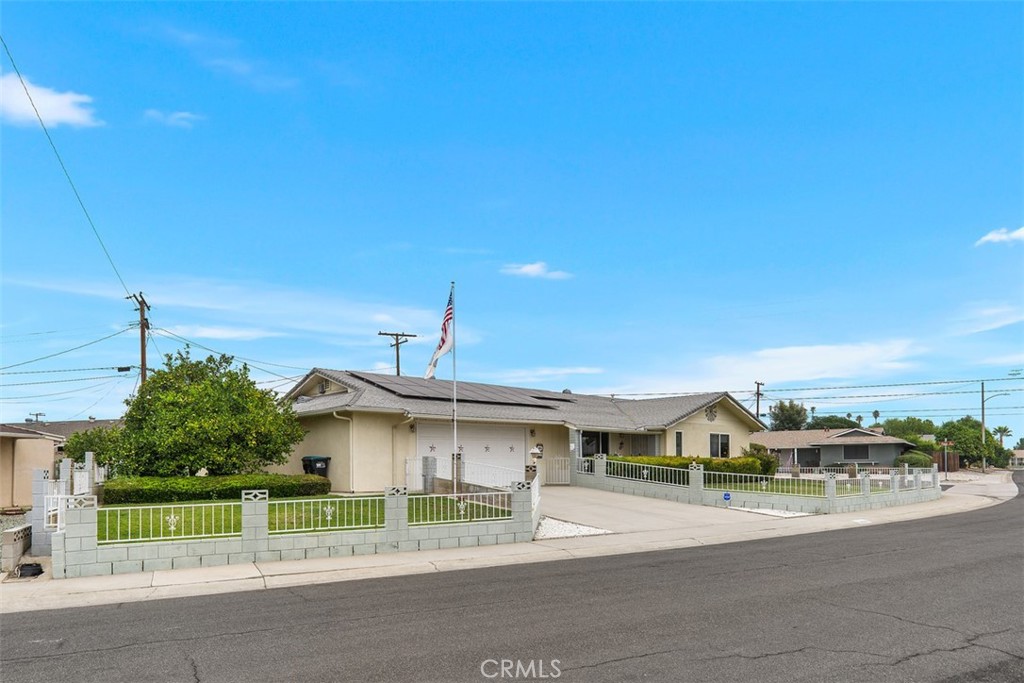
[1,425,59,508]
[0,419,121,508]
[278,369,766,493]
[1010,450,1024,469]
[750,428,914,468]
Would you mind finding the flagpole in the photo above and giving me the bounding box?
[450,281,458,495]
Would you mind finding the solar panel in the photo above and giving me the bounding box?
[349,371,557,408]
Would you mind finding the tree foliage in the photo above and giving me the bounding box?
[935,416,1006,467]
[64,425,124,466]
[881,417,938,440]
[116,350,305,477]
[806,415,859,430]
[768,400,807,431]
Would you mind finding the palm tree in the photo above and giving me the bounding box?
[846,413,853,420]
[872,410,880,425]
[993,426,1012,448]
[856,415,863,426]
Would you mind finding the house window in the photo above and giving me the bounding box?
[675,431,683,456]
[582,431,610,456]
[844,445,870,460]
[710,433,730,458]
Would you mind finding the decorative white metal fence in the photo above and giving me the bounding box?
[605,460,690,487]
[575,457,595,475]
[461,460,522,489]
[703,470,828,497]
[408,492,512,526]
[97,501,241,544]
[268,496,384,534]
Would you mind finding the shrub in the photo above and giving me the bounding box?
[607,455,763,475]
[741,443,779,476]
[102,474,331,504]
[894,452,934,469]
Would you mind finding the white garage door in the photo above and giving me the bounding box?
[416,423,527,475]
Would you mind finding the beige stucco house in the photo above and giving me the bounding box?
[0,419,121,508]
[0,425,59,508]
[278,369,766,493]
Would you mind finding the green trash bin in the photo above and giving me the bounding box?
[301,455,331,477]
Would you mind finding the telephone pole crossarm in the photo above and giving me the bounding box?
[378,331,418,376]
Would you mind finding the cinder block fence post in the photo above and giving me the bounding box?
[825,473,838,513]
[383,486,409,552]
[592,453,607,484]
[688,463,704,505]
[240,490,270,562]
[30,469,52,555]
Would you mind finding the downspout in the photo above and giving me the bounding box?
[332,412,354,492]
[392,415,415,486]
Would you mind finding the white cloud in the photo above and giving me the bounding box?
[603,340,924,395]
[157,25,298,91]
[144,109,205,128]
[975,227,1024,246]
[500,262,572,280]
[952,303,1024,336]
[162,325,284,341]
[5,275,447,341]
[0,73,102,128]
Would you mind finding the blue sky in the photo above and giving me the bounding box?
[2,3,1022,440]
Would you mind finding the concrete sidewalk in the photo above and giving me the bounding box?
[1,470,1016,614]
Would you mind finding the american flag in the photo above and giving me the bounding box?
[424,287,454,379]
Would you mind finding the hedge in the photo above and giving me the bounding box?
[102,474,331,504]
[894,452,935,469]
[607,455,763,475]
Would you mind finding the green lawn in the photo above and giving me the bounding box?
[96,493,511,543]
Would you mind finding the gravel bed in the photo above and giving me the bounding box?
[534,516,612,540]
[0,512,29,532]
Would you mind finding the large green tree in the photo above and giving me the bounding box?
[935,416,1005,467]
[768,400,808,431]
[117,350,305,476]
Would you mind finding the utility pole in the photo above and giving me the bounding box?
[128,292,150,384]
[378,331,417,376]
[28,412,45,423]
[754,381,764,419]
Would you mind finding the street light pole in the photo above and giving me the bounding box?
[940,440,953,481]
[980,381,1011,474]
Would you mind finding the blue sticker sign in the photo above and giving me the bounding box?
[723,492,731,501]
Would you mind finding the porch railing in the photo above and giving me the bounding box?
[604,460,689,487]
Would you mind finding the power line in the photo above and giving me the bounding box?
[0,328,133,371]
[0,34,131,297]
[0,366,134,376]
[2,374,132,387]
[66,375,135,420]
[759,377,1021,392]
[612,376,1023,397]
[151,328,296,380]
[0,378,130,401]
